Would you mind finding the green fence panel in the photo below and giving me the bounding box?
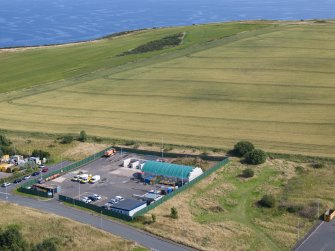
[58,195,133,221]
[18,187,52,198]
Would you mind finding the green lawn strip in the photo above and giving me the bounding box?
[190,164,282,250]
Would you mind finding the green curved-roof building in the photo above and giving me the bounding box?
[142,161,194,179]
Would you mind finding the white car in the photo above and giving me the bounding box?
[1,182,11,187]
[91,194,102,200]
[109,199,118,204]
[115,196,124,201]
[80,197,92,204]
[23,175,31,180]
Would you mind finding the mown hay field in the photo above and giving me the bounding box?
[0,22,334,157]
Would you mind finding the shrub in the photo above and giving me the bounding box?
[310,162,324,169]
[170,207,178,219]
[299,205,318,219]
[78,130,88,142]
[259,194,275,208]
[32,149,50,159]
[233,141,254,157]
[242,168,254,178]
[61,135,73,144]
[0,225,27,250]
[0,134,11,146]
[245,149,267,165]
[32,238,58,251]
[120,33,183,56]
[151,214,156,223]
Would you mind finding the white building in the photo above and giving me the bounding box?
[110,199,147,217]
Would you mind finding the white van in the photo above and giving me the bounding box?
[89,175,101,184]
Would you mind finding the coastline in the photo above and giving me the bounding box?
[0,19,332,52]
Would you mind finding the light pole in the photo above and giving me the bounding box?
[79,181,81,199]
[161,137,164,159]
[5,185,8,201]
[100,210,103,229]
[318,199,320,218]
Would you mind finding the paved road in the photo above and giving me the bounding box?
[294,220,335,251]
[0,190,195,251]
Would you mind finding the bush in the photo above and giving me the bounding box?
[170,207,178,219]
[299,205,318,219]
[0,225,27,251]
[0,146,17,156]
[120,33,183,56]
[151,214,156,223]
[32,149,50,159]
[259,194,275,208]
[0,134,11,146]
[245,149,267,165]
[32,238,58,251]
[310,162,324,169]
[242,168,254,178]
[61,135,73,144]
[233,141,254,157]
[78,130,88,142]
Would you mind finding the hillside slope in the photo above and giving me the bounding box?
[0,202,143,251]
[0,21,334,157]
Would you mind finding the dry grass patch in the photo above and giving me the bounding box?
[0,202,143,251]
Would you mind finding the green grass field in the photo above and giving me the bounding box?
[133,158,334,251]
[0,21,334,157]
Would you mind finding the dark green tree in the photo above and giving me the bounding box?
[245,149,267,165]
[61,136,73,144]
[31,149,50,159]
[170,207,178,219]
[259,194,275,208]
[78,130,88,142]
[0,135,11,147]
[242,168,254,178]
[0,225,27,251]
[233,141,254,157]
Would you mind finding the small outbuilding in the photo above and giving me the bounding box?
[110,199,147,217]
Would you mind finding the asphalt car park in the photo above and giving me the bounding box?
[47,153,159,206]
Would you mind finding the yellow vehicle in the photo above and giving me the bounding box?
[324,209,335,222]
[79,174,92,184]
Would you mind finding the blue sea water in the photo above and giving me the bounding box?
[0,0,334,48]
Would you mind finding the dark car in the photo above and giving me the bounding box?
[32,171,40,176]
[13,179,22,183]
[41,167,48,173]
[88,195,99,202]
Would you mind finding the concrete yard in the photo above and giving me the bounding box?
[48,152,159,206]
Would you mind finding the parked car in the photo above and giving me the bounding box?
[13,179,22,184]
[1,182,11,187]
[41,167,48,173]
[32,172,40,176]
[115,196,124,201]
[88,195,99,202]
[109,199,118,204]
[80,196,92,204]
[23,175,31,180]
[91,194,102,200]
[39,165,45,169]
